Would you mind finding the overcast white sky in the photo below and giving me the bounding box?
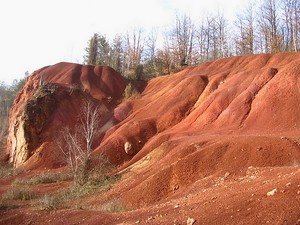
[0,0,249,84]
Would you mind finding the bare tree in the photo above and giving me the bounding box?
[124,28,144,78]
[196,13,229,61]
[0,114,8,142]
[282,0,300,51]
[110,34,123,73]
[145,29,158,67]
[143,29,158,77]
[195,19,207,63]
[215,12,229,58]
[235,3,256,55]
[57,100,100,185]
[156,34,174,74]
[170,13,195,68]
[257,0,283,53]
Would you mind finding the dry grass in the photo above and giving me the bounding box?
[12,171,72,186]
[30,173,119,210]
[3,185,36,201]
[34,194,58,210]
[123,82,140,100]
[0,163,23,178]
[100,200,127,212]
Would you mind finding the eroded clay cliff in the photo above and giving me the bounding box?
[7,53,300,175]
[7,63,127,167]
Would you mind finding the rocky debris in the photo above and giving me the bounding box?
[187,217,196,225]
[267,188,277,196]
[124,141,134,155]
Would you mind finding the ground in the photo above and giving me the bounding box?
[2,53,300,224]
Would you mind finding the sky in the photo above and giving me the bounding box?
[0,0,249,85]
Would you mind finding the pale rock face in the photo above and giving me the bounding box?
[124,141,134,155]
[8,118,28,167]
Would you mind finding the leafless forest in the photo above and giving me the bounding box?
[84,0,300,78]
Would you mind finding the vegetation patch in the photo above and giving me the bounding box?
[123,82,140,100]
[31,173,119,210]
[12,171,72,186]
[59,174,119,201]
[34,194,58,211]
[100,199,127,213]
[3,185,37,201]
[0,199,18,211]
[0,163,23,178]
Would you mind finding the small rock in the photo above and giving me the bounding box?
[174,204,180,208]
[224,172,230,179]
[124,141,134,155]
[267,188,277,196]
[187,217,196,225]
[286,182,291,187]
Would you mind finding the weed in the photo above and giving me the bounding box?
[35,194,58,210]
[59,181,106,201]
[35,174,120,210]
[3,186,36,201]
[0,165,22,178]
[101,200,127,212]
[123,82,140,100]
[12,171,72,186]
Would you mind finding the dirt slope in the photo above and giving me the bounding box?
[3,53,300,224]
[7,63,127,168]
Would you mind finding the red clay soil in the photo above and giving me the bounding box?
[2,53,300,224]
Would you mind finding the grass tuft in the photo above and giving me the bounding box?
[35,194,58,210]
[12,171,72,186]
[101,200,127,212]
[3,186,36,201]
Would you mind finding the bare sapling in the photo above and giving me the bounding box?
[57,100,100,185]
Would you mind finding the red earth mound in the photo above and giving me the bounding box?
[3,53,300,224]
[7,62,128,168]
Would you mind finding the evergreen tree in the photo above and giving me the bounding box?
[84,33,99,65]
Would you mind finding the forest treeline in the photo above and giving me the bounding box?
[0,77,27,140]
[83,0,300,79]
